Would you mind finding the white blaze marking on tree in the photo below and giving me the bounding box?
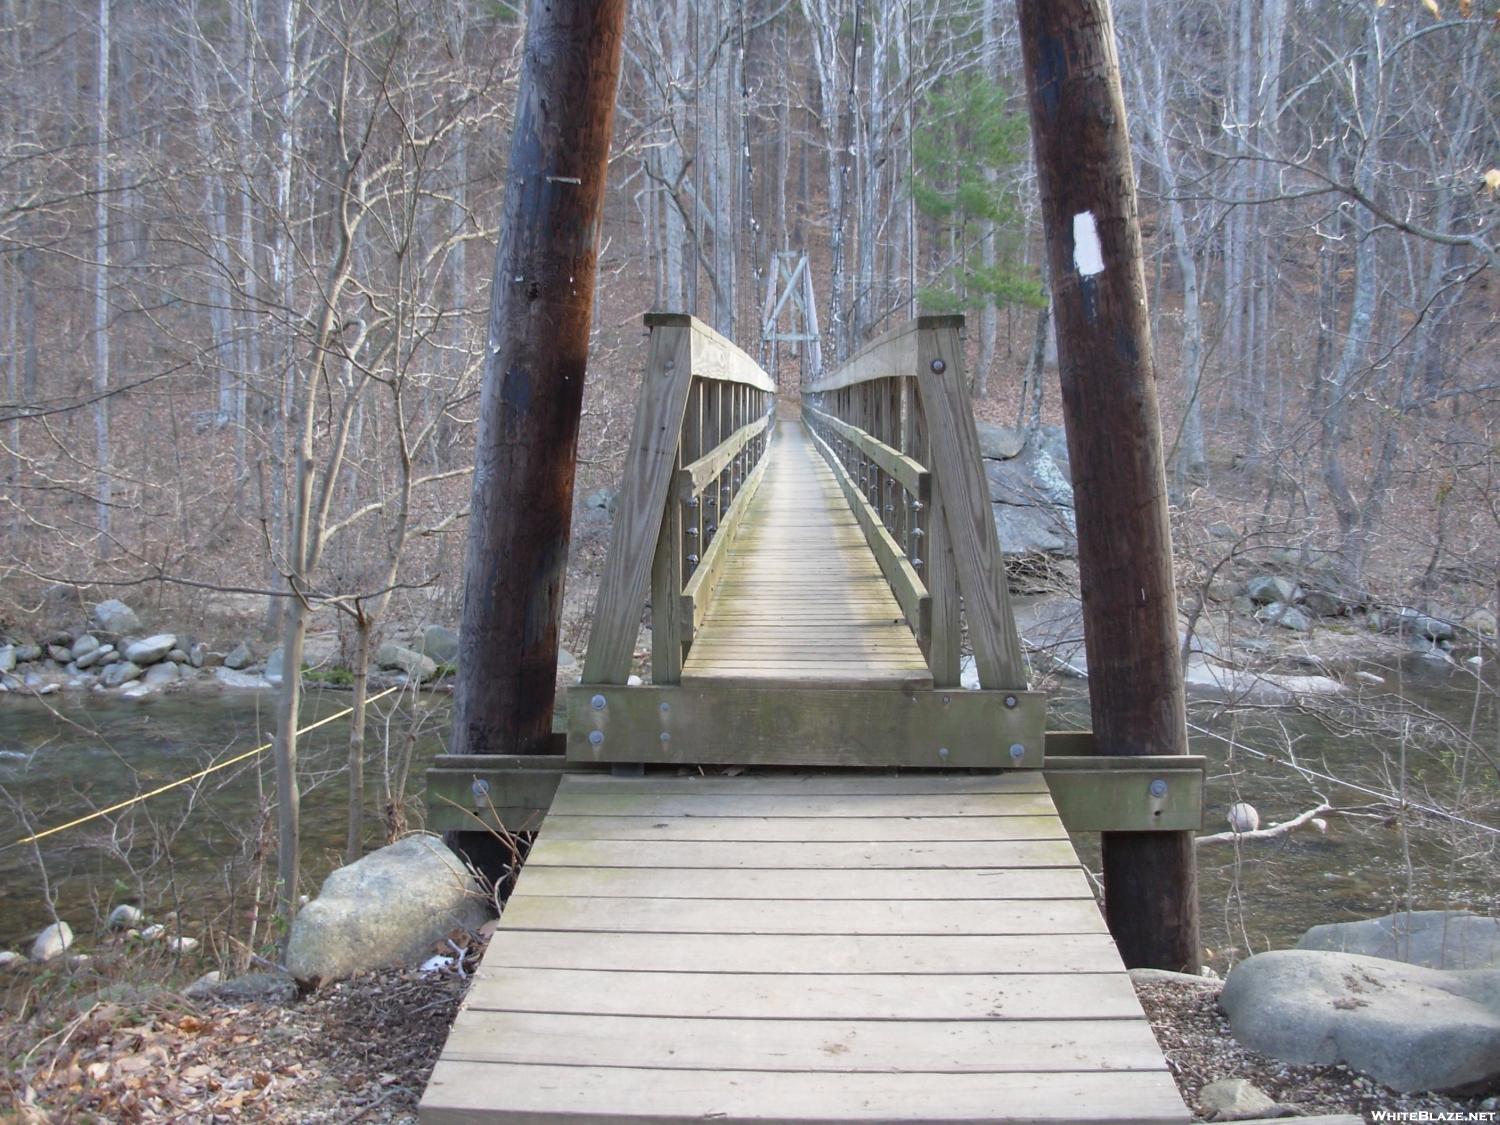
[1072,211,1105,277]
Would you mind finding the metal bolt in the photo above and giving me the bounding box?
[912,527,924,538]
[687,553,699,565]
[912,500,924,512]
[660,731,672,743]
[588,730,604,746]
[938,747,950,760]
[931,358,946,373]
[1009,743,1026,761]
[1004,695,1017,709]
[471,778,491,800]
[591,694,607,711]
[1149,778,1168,799]
[686,527,698,538]
[687,497,699,509]
[911,557,924,568]
[659,702,670,714]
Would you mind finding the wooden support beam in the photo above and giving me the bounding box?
[566,685,1047,769]
[1016,0,1200,972]
[913,321,1028,690]
[581,322,694,684]
[450,0,627,774]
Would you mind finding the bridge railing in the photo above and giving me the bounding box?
[803,314,1027,691]
[582,313,776,687]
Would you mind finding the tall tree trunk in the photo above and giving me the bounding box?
[451,0,628,803]
[1016,0,1199,972]
[93,0,112,562]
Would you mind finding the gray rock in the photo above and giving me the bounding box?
[30,921,73,963]
[1220,949,1500,1093]
[985,446,1075,509]
[1206,521,1239,541]
[1256,602,1313,632]
[994,502,1077,557]
[583,487,618,515]
[107,903,143,930]
[101,661,143,688]
[418,624,460,665]
[213,667,271,690]
[205,970,297,1006]
[92,599,142,635]
[1299,588,1346,617]
[1245,575,1298,605]
[13,643,42,663]
[285,835,489,986]
[188,642,206,669]
[1298,910,1500,970]
[376,642,437,683]
[1388,607,1456,642]
[143,661,181,687]
[124,634,177,666]
[1198,1078,1284,1120]
[71,634,100,660]
[975,421,1026,460]
[224,641,253,670]
[46,644,72,664]
[167,648,189,664]
[0,645,13,673]
[184,971,222,999]
[0,950,23,970]
[119,681,155,700]
[263,647,284,685]
[97,649,120,666]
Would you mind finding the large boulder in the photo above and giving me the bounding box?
[975,421,1026,460]
[1297,910,1500,970]
[1220,949,1500,1093]
[213,666,272,690]
[418,625,460,665]
[985,445,1078,557]
[376,642,437,683]
[1245,575,1298,605]
[101,661,144,688]
[124,634,177,666]
[70,634,100,661]
[143,661,181,688]
[92,599,142,635]
[263,647,284,685]
[223,641,253,670]
[285,835,489,987]
[1256,602,1313,632]
[30,921,73,963]
[0,645,14,673]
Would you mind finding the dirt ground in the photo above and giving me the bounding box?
[8,938,1497,1123]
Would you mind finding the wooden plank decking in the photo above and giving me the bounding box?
[419,773,1190,1124]
[681,418,932,690]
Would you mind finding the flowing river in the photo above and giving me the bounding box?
[1,657,1495,970]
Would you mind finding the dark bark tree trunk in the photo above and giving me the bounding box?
[1014,0,1200,972]
[451,0,627,772]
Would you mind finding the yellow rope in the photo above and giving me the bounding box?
[15,683,404,847]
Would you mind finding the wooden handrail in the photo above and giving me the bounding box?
[801,314,1026,691]
[803,315,963,393]
[583,313,777,687]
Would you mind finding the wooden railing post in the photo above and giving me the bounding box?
[582,316,694,684]
[914,317,1027,691]
[910,378,961,687]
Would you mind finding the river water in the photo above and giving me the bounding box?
[1,660,1494,970]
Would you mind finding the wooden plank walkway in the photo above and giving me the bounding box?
[420,773,1190,1124]
[681,418,932,690]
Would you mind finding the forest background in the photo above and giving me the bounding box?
[0,0,1497,925]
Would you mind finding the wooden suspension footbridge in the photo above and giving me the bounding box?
[420,313,1205,1124]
